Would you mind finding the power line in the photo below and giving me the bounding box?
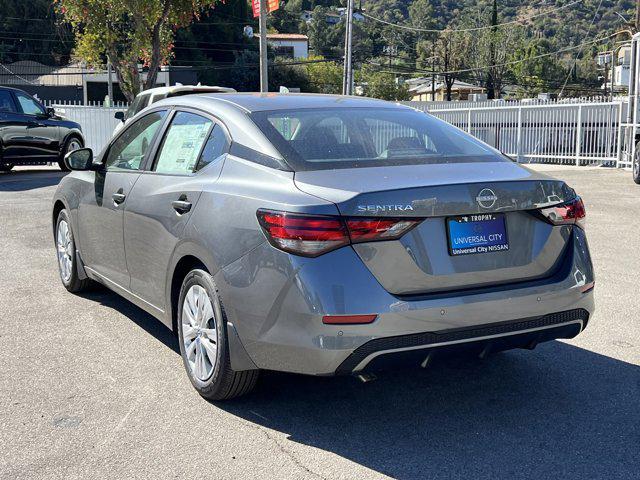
[558,0,605,97]
[362,0,583,34]
[371,30,631,76]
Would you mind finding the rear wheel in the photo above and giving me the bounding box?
[634,142,640,184]
[55,209,91,292]
[177,269,259,401]
[58,136,83,171]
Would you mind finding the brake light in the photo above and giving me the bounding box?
[256,209,421,257]
[539,197,586,228]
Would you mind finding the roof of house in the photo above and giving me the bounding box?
[262,33,309,41]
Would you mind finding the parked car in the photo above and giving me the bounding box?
[53,93,595,400]
[0,86,84,172]
[112,85,236,136]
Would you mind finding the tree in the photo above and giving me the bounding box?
[436,29,468,101]
[509,38,565,97]
[0,0,73,65]
[305,56,342,93]
[57,0,220,101]
[358,66,410,101]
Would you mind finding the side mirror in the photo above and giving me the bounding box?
[114,111,125,122]
[64,148,96,171]
[46,107,56,117]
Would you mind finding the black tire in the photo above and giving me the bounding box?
[177,269,259,401]
[58,135,84,171]
[634,142,640,185]
[55,209,91,293]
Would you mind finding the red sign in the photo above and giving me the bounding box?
[252,0,280,18]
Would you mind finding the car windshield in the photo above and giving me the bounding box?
[250,107,510,171]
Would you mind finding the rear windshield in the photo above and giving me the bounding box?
[250,107,510,171]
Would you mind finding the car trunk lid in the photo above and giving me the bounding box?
[294,162,577,295]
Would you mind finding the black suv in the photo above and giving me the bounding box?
[0,86,84,172]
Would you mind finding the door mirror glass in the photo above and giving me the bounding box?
[46,107,56,117]
[65,148,94,170]
[114,111,125,122]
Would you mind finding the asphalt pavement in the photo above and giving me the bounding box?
[0,165,638,480]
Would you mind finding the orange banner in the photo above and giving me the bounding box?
[252,0,280,18]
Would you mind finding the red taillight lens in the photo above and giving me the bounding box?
[539,197,586,228]
[346,218,421,243]
[257,209,421,257]
[256,210,350,257]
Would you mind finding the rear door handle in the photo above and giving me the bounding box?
[172,200,192,214]
[112,191,126,205]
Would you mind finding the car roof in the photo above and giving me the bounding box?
[192,93,407,113]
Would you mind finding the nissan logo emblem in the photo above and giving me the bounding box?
[476,188,498,209]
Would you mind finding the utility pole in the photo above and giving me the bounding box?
[486,0,498,99]
[342,0,354,95]
[431,37,436,101]
[259,0,268,93]
[106,57,114,106]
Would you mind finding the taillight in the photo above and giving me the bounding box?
[256,209,421,257]
[539,197,586,228]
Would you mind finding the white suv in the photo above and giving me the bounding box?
[113,85,236,136]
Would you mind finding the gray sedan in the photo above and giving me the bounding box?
[52,93,595,400]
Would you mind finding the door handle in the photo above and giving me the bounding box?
[112,190,126,205]
[172,200,192,214]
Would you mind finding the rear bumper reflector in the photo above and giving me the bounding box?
[322,314,378,325]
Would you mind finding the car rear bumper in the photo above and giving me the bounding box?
[336,308,588,374]
[215,227,594,376]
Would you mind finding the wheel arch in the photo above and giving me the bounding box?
[52,199,67,237]
[169,255,209,332]
[167,249,258,372]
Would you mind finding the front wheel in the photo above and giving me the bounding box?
[177,269,259,401]
[634,142,640,184]
[58,136,83,171]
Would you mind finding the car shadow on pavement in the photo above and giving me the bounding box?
[0,169,65,191]
[218,343,639,480]
[78,287,180,354]
[76,287,638,479]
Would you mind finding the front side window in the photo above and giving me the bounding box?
[105,111,166,170]
[154,112,214,175]
[15,92,45,116]
[251,107,507,171]
[0,91,16,112]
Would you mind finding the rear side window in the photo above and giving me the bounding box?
[196,125,229,171]
[154,112,214,175]
[251,107,506,171]
[0,91,16,112]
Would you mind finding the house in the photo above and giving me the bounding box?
[257,33,309,59]
[0,60,196,103]
[614,44,631,89]
[409,78,486,101]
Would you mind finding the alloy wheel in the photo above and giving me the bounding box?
[182,285,218,381]
[56,219,73,283]
[68,139,82,153]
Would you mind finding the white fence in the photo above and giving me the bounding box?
[46,98,628,168]
[406,100,626,167]
[45,100,127,154]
